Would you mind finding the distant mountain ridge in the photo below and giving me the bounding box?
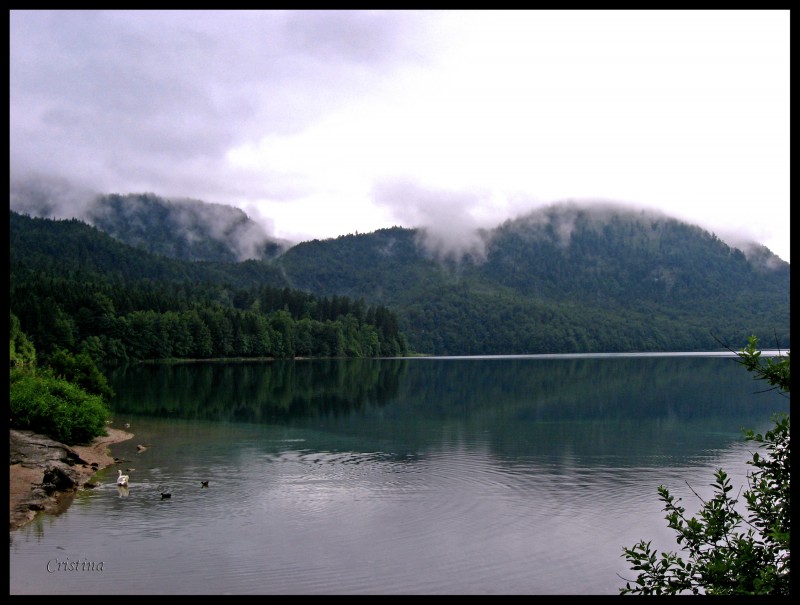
[9,193,790,355]
[275,207,789,354]
[11,188,289,262]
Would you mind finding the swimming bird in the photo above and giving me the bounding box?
[116,469,129,486]
[160,492,171,499]
[201,481,209,488]
[136,444,148,452]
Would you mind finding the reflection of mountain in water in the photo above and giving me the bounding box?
[394,356,785,419]
[108,356,787,425]
[107,356,788,467]
[382,356,789,460]
[107,358,408,422]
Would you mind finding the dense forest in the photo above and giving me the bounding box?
[10,212,408,366]
[276,207,790,354]
[9,193,791,359]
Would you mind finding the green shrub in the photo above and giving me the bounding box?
[10,367,109,445]
[620,338,790,595]
[48,348,116,402]
[10,312,36,367]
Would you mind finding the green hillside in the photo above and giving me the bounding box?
[10,211,408,363]
[10,195,790,357]
[276,206,790,354]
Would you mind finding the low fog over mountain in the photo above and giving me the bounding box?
[10,179,290,263]
[9,179,786,270]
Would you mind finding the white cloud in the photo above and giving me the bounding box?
[9,10,790,262]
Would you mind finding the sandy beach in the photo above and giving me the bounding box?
[9,427,133,532]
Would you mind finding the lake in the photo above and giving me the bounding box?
[9,353,788,595]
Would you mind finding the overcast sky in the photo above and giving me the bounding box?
[9,10,790,262]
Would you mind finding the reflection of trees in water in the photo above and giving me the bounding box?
[396,356,787,420]
[388,356,789,461]
[107,356,788,466]
[107,359,408,422]
[107,356,786,436]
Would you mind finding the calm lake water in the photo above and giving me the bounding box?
[9,354,788,595]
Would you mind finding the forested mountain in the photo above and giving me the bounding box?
[275,204,790,354]
[10,196,791,357]
[10,211,408,364]
[10,189,288,262]
[10,210,288,289]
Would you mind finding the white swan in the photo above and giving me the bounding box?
[117,469,129,486]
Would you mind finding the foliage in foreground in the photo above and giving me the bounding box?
[619,337,790,595]
[10,311,36,367]
[47,348,116,402]
[10,314,111,445]
[10,366,111,445]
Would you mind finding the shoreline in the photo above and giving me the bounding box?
[9,427,134,532]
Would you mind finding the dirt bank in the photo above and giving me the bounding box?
[9,427,133,532]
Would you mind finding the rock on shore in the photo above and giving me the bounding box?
[9,428,133,532]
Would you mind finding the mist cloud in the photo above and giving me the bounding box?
[9,10,436,204]
[10,176,99,220]
[9,10,789,263]
[373,180,497,262]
